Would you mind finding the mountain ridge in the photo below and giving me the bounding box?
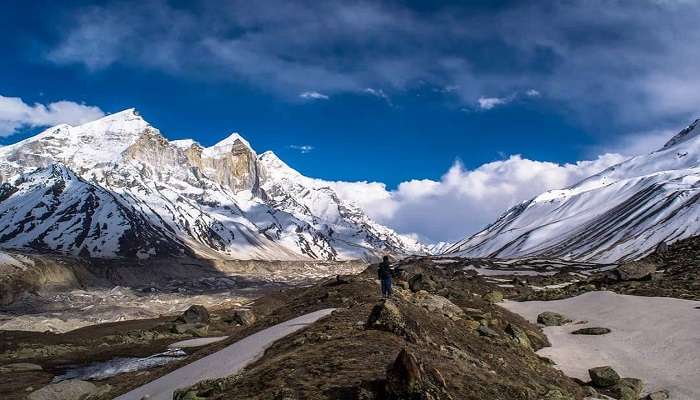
[0,109,426,261]
[445,119,700,262]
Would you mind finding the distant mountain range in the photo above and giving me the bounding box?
[445,119,700,262]
[0,109,426,261]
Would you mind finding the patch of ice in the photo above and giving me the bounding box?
[503,291,700,399]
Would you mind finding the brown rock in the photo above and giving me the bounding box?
[178,305,210,324]
[386,348,423,395]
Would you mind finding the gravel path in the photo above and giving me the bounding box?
[115,308,336,400]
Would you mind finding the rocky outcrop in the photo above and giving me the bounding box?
[384,348,453,400]
[616,261,656,281]
[366,300,418,343]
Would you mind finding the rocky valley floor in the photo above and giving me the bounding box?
[1,249,697,400]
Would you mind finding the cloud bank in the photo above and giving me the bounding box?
[46,0,700,134]
[0,95,105,136]
[329,153,627,243]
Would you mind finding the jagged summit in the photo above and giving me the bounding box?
[662,118,700,149]
[0,110,425,260]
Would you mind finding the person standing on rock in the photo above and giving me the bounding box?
[378,255,393,298]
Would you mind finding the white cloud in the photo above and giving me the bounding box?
[0,95,105,136]
[594,128,677,157]
[299,91,329,100]
[328,153,627,243]
[525,89,541,97]
[477,96,510,110]
[363,88,392,105]
[289,144,315,154]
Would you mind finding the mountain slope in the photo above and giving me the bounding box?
[445,119,700,262]
[0,109,425,261]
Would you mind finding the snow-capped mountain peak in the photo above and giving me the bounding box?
[446,118,700,262]
[0,111,426,261]
[202,132,254,158]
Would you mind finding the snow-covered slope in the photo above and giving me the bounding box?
[0,109,426,261]
[446,119,700,262]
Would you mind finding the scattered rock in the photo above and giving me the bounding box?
[178,305,210,324]
[543,388,575,400]
[396,281,409,290]
[174,389,206,400]
[537,311,571,326]
[0,362,43,373]
[482,291,503,304]
[408,274,437,292]
[225,309,256,326]
[588,366,621,388]
[505,323,532,349]
[477,325,499,338]
[645,390,670,400]
[571,327,611,335]
[616,262,656,281]
[27,379,108,400]
[171,323,209,337]
[610,377,643,400]
[581,386,598,397]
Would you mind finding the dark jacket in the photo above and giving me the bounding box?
[378,261,392,280]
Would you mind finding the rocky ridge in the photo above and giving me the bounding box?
[0,109,426,261]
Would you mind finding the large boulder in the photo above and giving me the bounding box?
[408,274,438,293]
[588,366,621,388]
[505,323,532,350]
[178,305,210,324]
[411,291,464,321]
[537,312,571,326]
[27,379,109,400]
[616,261,656,281]
[365,300,406,335]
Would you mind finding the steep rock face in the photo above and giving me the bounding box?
[446,120,700,262]
[0,165,189,258]
[0,109,424,260]
[257,151,427,259]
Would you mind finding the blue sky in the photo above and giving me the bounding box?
[1,0,699,242]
